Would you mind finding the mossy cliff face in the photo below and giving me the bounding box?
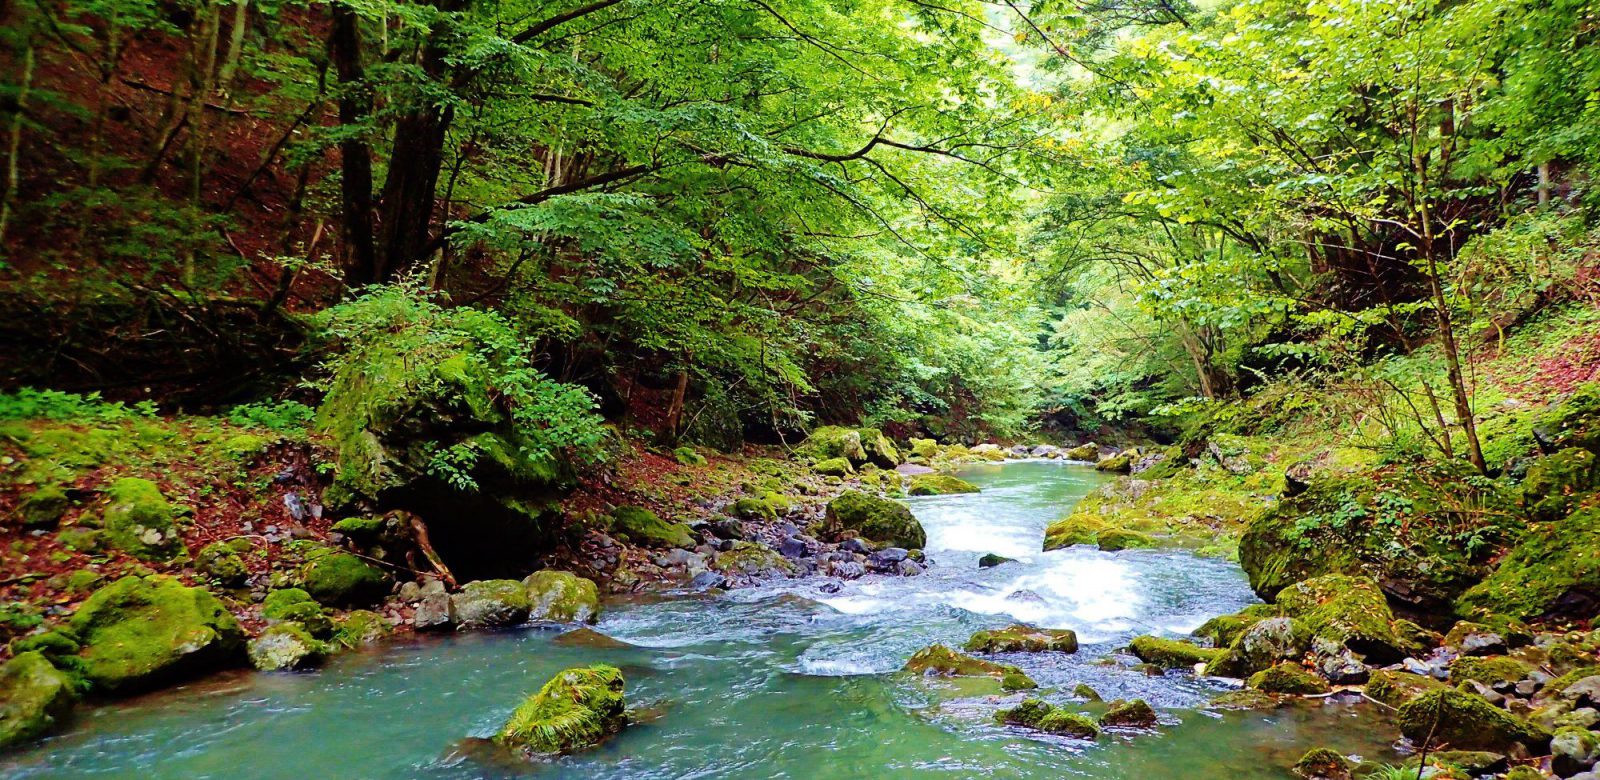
[66,575,244,693]
[494,665,626,755]
[0,652,78,751]
[825,491,925,549]
[522,571,601,623]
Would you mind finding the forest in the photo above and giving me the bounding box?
[1,0,1600,777]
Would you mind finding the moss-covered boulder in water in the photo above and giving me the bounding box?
[0,652,77,751]
[248,623,327,672]
[494,665,626,755]
[1456,507,1600,621]
[1248,663,1330,695]
[67,575,244,693]
[1042,513,1105,551]
[1097,528,1157,551]
[100,477,184,561]
[996,698,1099,739]
[1194,605,1277,647]
[1100,699,1158,728]
[904,644,1023,680]
[450,580,531,629]
[965,625,1078,654]
[1095,451,1134,473]
[1292,748,1351,780]
[826,491,924,549]
[1205,617,1313,678]
[907,475,979,496]
[522,571,600,623]
[300,552,390,607]
[610,506,695,549]
[1129,636,1221,669]
[1275,575,1419,662]
[909,439,939,459]
[1396,689,1549,752]
[1063,443,1099,462]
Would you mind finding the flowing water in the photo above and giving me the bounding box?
[0,460,1403,779]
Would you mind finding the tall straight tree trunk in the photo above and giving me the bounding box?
[329,2,377,286]
[0,34,34,246]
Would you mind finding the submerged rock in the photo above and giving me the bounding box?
[67,575,244,693]
[450,580,532,629]
[552,628,635,650]
[965,625,1078,654]
[522,571,600,623]
[903,644,1027,683]
[906,475,979,496]
[1041,513,1104,551]
[826,491,925,549]
[494,665,627,755]
[0,652,77,751]
[1062,443,1098,462]
[996,698,1098,740]
[977,553,1014,568]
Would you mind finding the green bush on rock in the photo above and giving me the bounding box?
[67,575,244,693]
[494,665,626,755]
[826,491,925,549]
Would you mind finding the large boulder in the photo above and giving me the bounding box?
[67,575,244,693]
[1397,689,1549,752]
[800,426,900,468]
[1205,617,1313,678]
[1042,513,1105,551]
[995,698,1098,739]
[826,491,925,549]
[1275,575,1420,663]
[1456,507,1600,621]
[522,571,601,623]
[610,506,694,549]
[1248,662,1330,695]
[964,625,1077,654]
[450,580,531,629]
[100,477,185,562]
[299,551,390,608]
[0,652,77,750]
[494,665,626,755]
[1129,636,1221,669]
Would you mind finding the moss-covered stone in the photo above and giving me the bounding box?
[1193,605,1277,647]
[329,516,388,542]
[1276,575,1418,662]
[1448,655,1532,687]
[907,475,979,496]
[196,541,248,587]
[450,579,532,629]
[1100,698,1158,728]
[1522,448,1600,521]
[18,484,69,528]
[1095,451,1135,473]
[494,665,626,755]
[1248,663,1330,694]
[1129,635,1222,669]
[826,491,925,549]
[300,552,390,608]
[1292,747,1351,779]
[903,644,1019,679]
[1097,528,1157,551]
[672,447,707,467]
[67,575,244,693]
[522,571,600,624]
[813,457,854,477]
[1396,689,1549,752]
[909,439,939,459]
[261,588,333,637]
[1456,507,1600,621]
[1063,443,1099,462]
[710,541,798,578]
[799,426,867,464]
[964,625,1078,654]
[996,698,1099,739]
[331,610,391,648]
[248,623,327,671]
[100,477,184,562]
[0,652,77,750]
[1001,670,1038,691]
[731,497,777,522]
[1042,513,1105,551]
[1204,617,1314,678]
[1364,669,1446,708]
[610,506,695,549]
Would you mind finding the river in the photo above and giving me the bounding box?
[0,460,1401,779]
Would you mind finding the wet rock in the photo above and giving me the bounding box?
[248,624,327,672]
[1292,747,1351,779]
[778,536,811,560]
[1062,443,1098,462]
[818,581,842,594]
[414,591,453,631]
[1364,669,1446,708]
[1099,699,1158,728]
[1396,689,1550,752]
[67,575,244,693]
[995,698,1098,739]
[1129,636,1220,669]
[1313,638,1369,685]
[686,571,729,591]
[1553,726,1600,776]
[894,463,934,475]
[522,571,601,624]
[903,644,1023,681]
[896,560,925,576]
[611,506,695,549]
[966,625,1078,654]
[826,491,925,549]
[0,652,77,750]
[840,538,873,555]
[1248,663,1330,694]
[1073,683,1102,701]
[977,553,1014,568]
[867,547,909,570]
[1206,617,1312,678]
[1030,445,1060,458]
[654,549,707,570]
[831,561,866,580]
[908,475,979,496]
[709,518,745,541]
[300,551,390,608]
[494,665,627,755]
[450,580,531,630]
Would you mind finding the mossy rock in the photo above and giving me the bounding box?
[1248,663,1330,695]
[996,698,1099,739]
[247,623,327,672]
[450,580,531,629]
[978,553,1015,568]
[329,516,388,542]
[1000,670,1038,691]
[100,478,184,562]
[1095,451,1134,473]
[300,552,390,608]
[909,439,939,459]
[1536,382,1600,454]
[1129,636,1221,669]
[196,541,248,587]
[1522,448,1600,521]
[1100,698,1157,728]
[1042,513,1105,551]
[903,644,1020,679]
[799,426,867,464]
[964,625,1078,654]
[1448,655,1532,687]
[1396,689,1549,752]
[1503,766,1544,780]
[1276,575,1418,662]
[731,497,777,522]
[1364,669,1446,709]
[907,475,979,496]
[1063,443,1099,462]
[813,457,854,477]
[711,542,798,578]
[1292,747,1350,779]
[1552,726,1600,776]
[67,575,244,693]
[19,484,70,528]
[494,665,626,755]
[331,610,391,648]
[522,571,600,624]
[857,429,902,468]
[672,447,707,467]
[826,491,925,549]
[0,652,77,750]
[1456,507,1600,621]
[1205,617,1313,678]
[1097,528,1157,551]
[261,588,333,637]
[610,506,695,549]
[1193,605,1277,647]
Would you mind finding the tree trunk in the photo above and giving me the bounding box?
[329,2,377,286]
[0,35,34,246]
[665,367,690,438]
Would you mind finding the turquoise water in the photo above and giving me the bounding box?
[0,461,1402,779]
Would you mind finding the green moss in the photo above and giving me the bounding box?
[1521,448,1600,521]
[247,623,328,672]
[1448,655,1532,686]
[451,579,532,628]
[1248,663,1330,694]
[299,552,390,607]
[19,484,69,528]
[903,644,1019,679]
[261,588,333,637]
[331,610,391,648]
[494,665,627,755]
[522,571,601,623]
[100,477,184,562]
[1100,698,1158,728]
[330,516,387,541]
[1001,670,1038,691]
[964,625,1078,654]
[1276,575,1417,662]
[799,426,868,463]
[1062,443,1099,461]
[1193,606,1276,647]
[1504,767,1543,780]
[1540,665,1600,698]
[1292,748,1350,779]
[56,527,102,554]
[1128,636,1221,669]
[1365,669,1446,709]
[196,541,248,587]
[1095,451,1134,473]
[610,506,695,549]
[1042,513,1106,551]
[672,447,707,467]
[1204,617,1314,678]
[67,575,244,693]
[1097,528,1157,551]
[731,497,777,522]
[996,699,1099,739]
[1396,689,1549,752]
[909,439,939,459]
[812,457,854,477]
[826,491,925,549]
[1456,507,1600,621]
[907,475,979,496]
[0,652,77,750]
